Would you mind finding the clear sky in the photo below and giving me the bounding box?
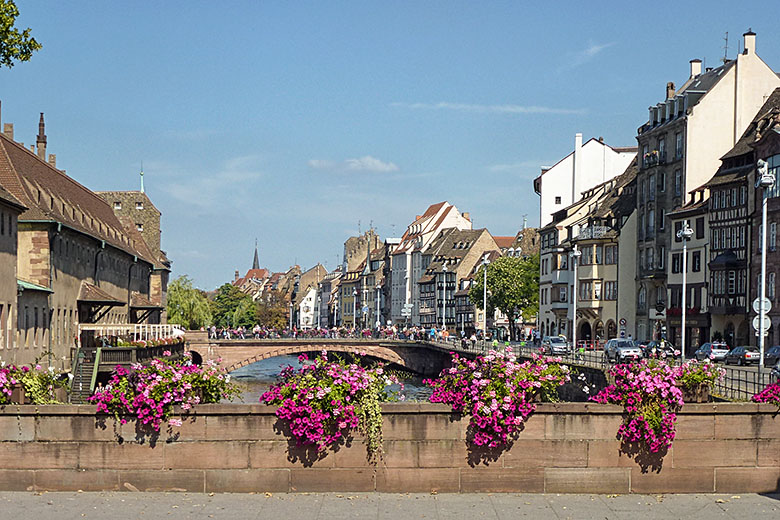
[2,1,780,289]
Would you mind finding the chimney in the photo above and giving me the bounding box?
[48,154,56,167]
[29,144,34,153]
[3,123,13,140]
[36,113,46,160]
[462,212,470,221]
[689,59,702,78]
[572,133,582,203]
[743,29,756,55]
[234,270,239,282]
[666,82,676,100]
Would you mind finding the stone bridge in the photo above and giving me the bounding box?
[186,334,461,376]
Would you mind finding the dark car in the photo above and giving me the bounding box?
[695,342,730,362]
[764,345,780,366]
[724,346,761,366]
[641,340,680,359]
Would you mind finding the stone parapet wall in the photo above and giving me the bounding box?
[0,403,777,493]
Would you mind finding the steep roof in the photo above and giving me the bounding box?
[493,236,515,249]
[0,132,154,264]
[418,228,495,283]
[721,87,780,160]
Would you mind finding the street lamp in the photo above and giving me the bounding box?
[441,264,448,332]
[375,284,381,329]
[757,158,774,369]
[677,221,694,362]
[317,294,321,329]
[571,245,582,351]
[481,254,490,337]
[353,288,358,330]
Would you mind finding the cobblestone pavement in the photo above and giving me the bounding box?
[0,492,778,519]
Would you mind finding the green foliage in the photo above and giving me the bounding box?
[255,289,288,328]
[166,275,212,330]
[210,283,255,328]
[469,254,540,340]
[17,365,67,404]
[0,0,41,68]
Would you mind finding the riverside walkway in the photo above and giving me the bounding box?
[1,491,778,519]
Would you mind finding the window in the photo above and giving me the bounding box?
[638,286,647,308]
[692,251,701,272]
[659,208,665,230]
[672,253,681,273]
[604,281,618,301]
[649,174,656,201]
[759,224,763,251]
[728,271,736,294]
[559,287,567,302]
[113,201,121,210]
[731,188,737,207]
[555,196,561,204]
[767,154,780,199]
[658,137,666,161]
[594,245,603,264]
[648,209,655,236]
[659,171,666,192]
[713,228,720,250]
[675,132,683,159]
[605,245,617,264]
[639,180,645,204]
[579,281,592,300]
[674,221,682,242]
[771,222,777,252]
[695,217,704,239]
[639,213,646,240]
[658,246,665,269]
[770,273,776,300]
[136,201,144,210]
[136,223,143,232]
[646,248,654,269]
[593,280,602,300]
[674,169,682,196]
[582,246,593,265]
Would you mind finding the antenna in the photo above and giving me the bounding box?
[140,161,144,193]
[358,220,361,234]
[391,223,396,236]
[722,31,729,64]
[369,219,373,232]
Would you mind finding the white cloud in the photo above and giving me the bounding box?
[308,155,399,173]
[561,40,616,70]
[391,101,584,115]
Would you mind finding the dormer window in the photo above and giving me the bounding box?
[136,223,143,232]
[136,201,144,210]
[114,201,122,210]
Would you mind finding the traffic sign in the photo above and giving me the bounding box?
[752,314,771,331]
[619,318,627,326]
[753,297,772,314]
[403,303,413,310]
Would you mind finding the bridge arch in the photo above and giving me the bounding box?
[196,343,411,373]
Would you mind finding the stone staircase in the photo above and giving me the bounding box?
[69,357,95,404]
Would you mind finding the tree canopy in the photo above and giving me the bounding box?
[0,1,41,68]
[210,283,255,329]
[469,254,540,340]
[166,275,212,330]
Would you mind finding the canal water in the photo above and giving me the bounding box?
[228,354,433,404]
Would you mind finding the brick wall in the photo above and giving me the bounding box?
[0,402,777,493]
[16,226,50,288]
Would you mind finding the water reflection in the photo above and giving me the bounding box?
[228,354,432,404]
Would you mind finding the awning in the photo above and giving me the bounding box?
[129,292,163,310]
[78,281,124,306]
[17,279,53,293]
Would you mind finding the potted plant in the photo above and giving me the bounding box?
[674,360,724,403]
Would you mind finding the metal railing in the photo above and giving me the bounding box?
[711,366,777,401]
[77,323,183,346]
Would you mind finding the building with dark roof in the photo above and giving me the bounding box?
[0,109,163,367]
[634,31,780,343]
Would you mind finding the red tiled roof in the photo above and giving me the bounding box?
[130,291,162,309]
[493,236,515,249]
[0,133,154,264]
[78,281,124,304]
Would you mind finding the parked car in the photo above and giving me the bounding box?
[604,338,642,363]
[640,340,680,359]
[764,345,780,366]
[724,346,761,366]
[541,336,569,355]
[694,342,730,362]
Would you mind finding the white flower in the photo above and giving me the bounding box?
[582,386,590,394]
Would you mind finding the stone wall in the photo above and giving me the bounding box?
[0,402,777,493]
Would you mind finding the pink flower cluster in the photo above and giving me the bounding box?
[261,352,398,452]
[752,382,780,406]
[591,360,683,453]
[89,354,237,432]
[0,366,20,404]
[425,349,570,448]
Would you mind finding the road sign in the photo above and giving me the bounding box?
[752,314,771,331]
[752,297,772,314]
[619,318,627,326]
[401,308,412,317]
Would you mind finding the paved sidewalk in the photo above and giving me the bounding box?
[0,492,778,519]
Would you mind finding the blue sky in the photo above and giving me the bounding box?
[2,1,780,289]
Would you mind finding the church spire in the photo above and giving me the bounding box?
[36,112,46,160]
[252,239,260,270]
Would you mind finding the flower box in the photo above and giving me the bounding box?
[682,384,710,403]
[10,385,28,404]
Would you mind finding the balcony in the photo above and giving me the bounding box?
[577,226,610,240]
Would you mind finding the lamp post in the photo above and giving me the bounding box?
[677,221,693,362]
[441,264,448,332]
[481,254,490,337]
[352,288,358,330]
[571,245,582,351]
[375,284,381,329]
[317,294,321,329]
[757,158,774,369]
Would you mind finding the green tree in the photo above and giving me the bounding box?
[255,289,289,329]
[469,254,540,341]
[1,1,42,68]
[210,283,255,329]
[166,275,212,330]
